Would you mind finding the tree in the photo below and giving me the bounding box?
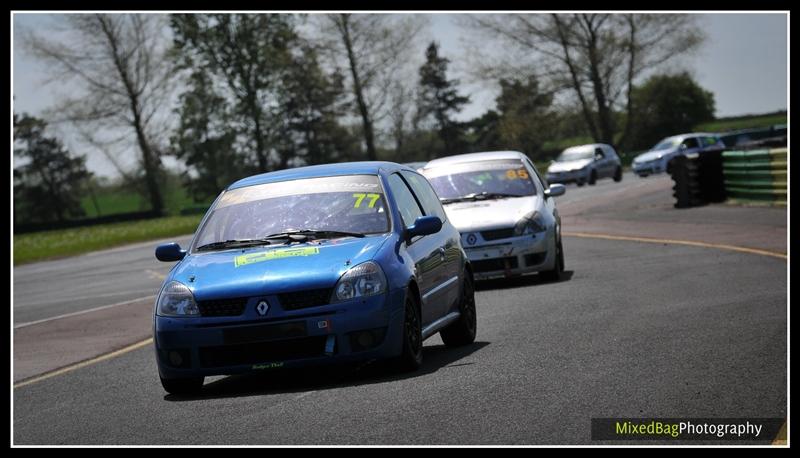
[467,14,705,147]
[170,70,241,202]
[494,76,555,157]
[318,14,425,160]
[23,14,175,215]
[627,72,715,150]
[171,14,299,172]
[279,45,359,167]
[464,110,502,153]
[14,114,92,224]
[418,42,471,156]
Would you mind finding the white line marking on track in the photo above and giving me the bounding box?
[563,232,787,260]
[14,295,156,329]
[14,338,153,389]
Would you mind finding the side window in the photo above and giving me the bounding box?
[682,137,700,149]
[525,158,548,190]
[594,147,605,159]
[605,145,619,159]
[400,171,447,223]
[386,173,424,227]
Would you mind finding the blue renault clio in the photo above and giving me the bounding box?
[153,162,477,395]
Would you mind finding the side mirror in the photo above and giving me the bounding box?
[156,243,186,262]
[544,184,566,198]
[406,215,442,241]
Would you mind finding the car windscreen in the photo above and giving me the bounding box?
[193,175,390,250]
[557,148,594,162]
[652,138,681,151]
[422,160,536,200]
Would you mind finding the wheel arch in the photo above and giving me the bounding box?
[406,278,422,318]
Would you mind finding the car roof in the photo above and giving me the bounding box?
[562,143,613,151]
[663,133,719,141]
[227,161,414,190]
[423,151,528,169]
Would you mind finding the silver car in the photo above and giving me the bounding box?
[632,133,725,177]
[546,143,623,186]
[421,151,566,281]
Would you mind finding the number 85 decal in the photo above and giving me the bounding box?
[353,193,381,208]
[506,169,529,180]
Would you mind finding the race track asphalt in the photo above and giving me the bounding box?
[13,235,787,444]
[12,171,788,445]
[13,235,193,325]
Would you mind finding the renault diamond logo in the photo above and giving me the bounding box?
[466,233,477,245]
[256,300,270,316]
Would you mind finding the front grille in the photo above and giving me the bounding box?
[278,288,333,311]
[198,335,328,368]
[197,297,248,317]
[472,256,519,273]
[480,228,515,241]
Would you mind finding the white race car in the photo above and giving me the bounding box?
[421,151,566,281]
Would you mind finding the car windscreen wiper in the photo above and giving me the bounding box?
[440,192,523,204]
[263,229,366,242]
[474,192,523,200]
[195,238,276,251]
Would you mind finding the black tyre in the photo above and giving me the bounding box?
[440,274,477,347]
[613,166,623,182]
[394,292,423,372]
[576,181,585,187]
[160,376,204,396]
[540,236,565,282]
[588,170,597,185]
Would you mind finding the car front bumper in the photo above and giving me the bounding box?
[462,231,554,280]
[546,169,589,184]
[632,160,665,175]
[154,288,406,379]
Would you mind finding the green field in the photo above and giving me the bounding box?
[695,111,787,133]
[14,215,204,265]
[80,179,207,218]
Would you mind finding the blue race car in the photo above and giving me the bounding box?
[153,162,477,395]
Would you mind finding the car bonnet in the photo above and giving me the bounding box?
[635,150,672,163]
[442,195,539,232]
[548,159,592,172]
[169,234,390,300]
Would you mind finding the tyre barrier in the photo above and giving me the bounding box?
[670,155,704,208]
[668,149,727,208]
[721,148,787,205]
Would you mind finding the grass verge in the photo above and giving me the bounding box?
[695,112,787,133]
[14,215,203,265]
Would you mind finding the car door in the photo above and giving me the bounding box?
[593,147,612,178]
[400,170,461,316]
[604,145,621,175]
[385,173,446,327]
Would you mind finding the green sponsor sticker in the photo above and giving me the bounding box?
[235,247,320,267]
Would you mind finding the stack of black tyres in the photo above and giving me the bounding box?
[669,149,727,208]
[669,154,704,208]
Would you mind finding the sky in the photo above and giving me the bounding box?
[12,12,789,177]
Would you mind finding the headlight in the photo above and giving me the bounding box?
[514,211,547,236]
[331,261,387,303]
[157,281,200,317]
